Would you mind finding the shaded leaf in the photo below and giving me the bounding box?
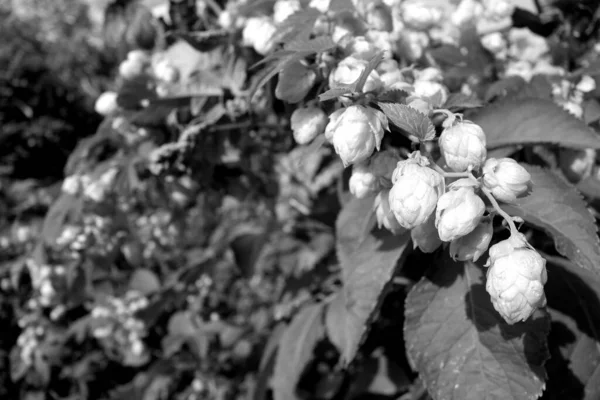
[41,193,83,245]
[502,165,600,274]
[334,196,411,364]
[285,36,336,52]
[275,61,317,103]
[377,88,411,103]
[171,30,229,52]
[543,255,600,400]
[272,8,321,45]
[443,92,484,112]
[484,76,527,102]
[584,98,600,125]
[272,303,326,400]
[405,257,549,400]
[129,268,161,295]
[471,98,600,150]
[378,103,436,142]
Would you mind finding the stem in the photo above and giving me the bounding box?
[482,187,519,235]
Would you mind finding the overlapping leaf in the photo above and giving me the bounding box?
[272,303,326,400]
[275,61,316,103]
[404,257,550,400]
[503,165,600,274]
[544,256,600,400]
[332,196,411,364]
[377,103,436,142]
[471,98,600,149]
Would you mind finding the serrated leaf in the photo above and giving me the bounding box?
[275,61,316,103]
[502,165,600,274]
[285,36,336,52]
[404,257,549,400]
[272,303,326,400]
[334,196,411,364]
[443,92,484,112]
[543,255,600,400]
[272,8,321,45]
[378,103,436,142]
[471,98,600,150]
[319,86,354,101]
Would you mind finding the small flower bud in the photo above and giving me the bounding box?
[324,109,345,144]
[508,28,549,64]
[349,150,401,198]
[290,107,328,145]
[389,152,444,229]
[485,235,547,324]
[308,0,331,13]
[153,59,180,83]
[119,59,145,80]
[439,121,487,172]
[401,1,442,31]
[449,217,493,261]
[374,189,405,235]
[482,0,514,21]
[435,185,485,242]
[350,163,378,199]
[243,17,277,55]
[482,158,532,202]
[127,50,150,65]
[480,32,507,58]
[412,80,448,106]
[329,55,384,93]
[411,214,442,253]
[397,30,429,62]
[576,75,596,93]
[273,0,301,24]
[366,3,394,32]
[504,60,533,82]
[414,67,443,83]
[451,0,483,26]
[331,106,385,166]
[95,92,118,116]
[346,36,378,61]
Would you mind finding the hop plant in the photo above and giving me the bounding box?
[374,189,405,235]
[435,181,485,242]
[439,120,487,172]
[485,234,548,324]
[349,150,400,198]
[389,152,444,229]
[330,105,385,166]
[482,158,532,202]
[290,107,328,145]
